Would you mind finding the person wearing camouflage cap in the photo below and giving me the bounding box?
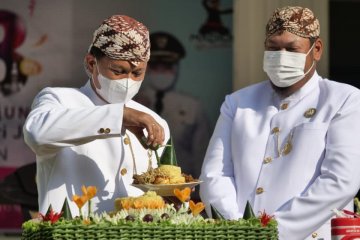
[200,6,360,240]
[23,15,170,216]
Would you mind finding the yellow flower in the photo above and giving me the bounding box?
[189,200,205,217]
[82,185,97,199]
[72,194,88,209]
[174,187,191,203]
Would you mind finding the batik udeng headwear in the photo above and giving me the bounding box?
[88,15,150,66]
[266,6,320,39]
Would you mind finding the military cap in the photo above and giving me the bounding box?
[150,32,186,63]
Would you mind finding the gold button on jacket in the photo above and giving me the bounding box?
[271,127,280,134]
[280,103,289,110]
[99,128,110,134]
[256,187,264,194]
[263,157,272,164]
[120,168,127,176]
[124,138,130,145]
[304,108,317,118]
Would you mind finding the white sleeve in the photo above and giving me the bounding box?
[275,92,360,239]
[200,95,242,219]
[23,88,124,156]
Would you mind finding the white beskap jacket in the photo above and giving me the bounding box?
[23,81,170,216]
[200,72,360,240]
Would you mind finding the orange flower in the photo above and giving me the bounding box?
[174,187,191,203]
[133,199,143,209]
[72,194,88,209]
[120,199,132,210]
[82,185,97,199]
[189,200,205,216]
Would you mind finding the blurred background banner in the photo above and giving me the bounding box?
[0,0,73,179]
[0,0,233,232]
[0,0,73,232]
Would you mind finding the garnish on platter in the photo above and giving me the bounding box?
[112,187,206,224]
[39,206,63,224]
[114,187,205,218]
[132,137,201,196]
[131,181,202,196]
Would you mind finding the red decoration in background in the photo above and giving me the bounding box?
[28,0,36,17]
[0,204,23,231]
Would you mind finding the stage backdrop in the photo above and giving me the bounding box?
[0,0,232,232]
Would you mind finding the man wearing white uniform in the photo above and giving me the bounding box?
[23,15,170,216]
[200,6,360,240]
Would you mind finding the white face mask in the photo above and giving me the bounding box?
[147,72,176,91]
[263,44,315,87]
[94,63,142,103]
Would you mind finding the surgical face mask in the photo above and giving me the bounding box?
[94,63,142,103]
[147,72,176,91]
[263,43,315,87]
